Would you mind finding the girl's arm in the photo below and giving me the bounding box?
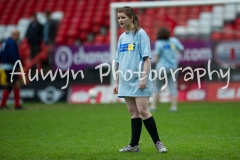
[139,57,151,89]
[115,62,119,84]
[155,54,160,64]
[142,57,151,78]
[113,62,119,94]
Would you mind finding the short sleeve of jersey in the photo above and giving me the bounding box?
[170,37,184,51]
[139,30,152,59]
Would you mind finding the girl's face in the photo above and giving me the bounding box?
[117,12,133,29]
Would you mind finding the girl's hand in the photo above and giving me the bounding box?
[139,78,146,89]
[113,83,118,94]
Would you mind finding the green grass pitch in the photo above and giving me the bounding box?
[0,102,239,160]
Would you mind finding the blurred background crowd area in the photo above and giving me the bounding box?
[0,0,240,61]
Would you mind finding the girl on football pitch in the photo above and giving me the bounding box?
[149,27,184,112]
[113,6,167,153]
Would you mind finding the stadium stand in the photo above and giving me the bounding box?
[0,0,240,71]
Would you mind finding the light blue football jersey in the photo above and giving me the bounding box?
[115,28,153,97]
[155,37,184,70]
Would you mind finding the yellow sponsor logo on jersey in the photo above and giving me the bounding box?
[171,44,176,49]
[120,43,135,52]
[128,43,135,51]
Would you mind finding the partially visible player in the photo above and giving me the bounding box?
[149,27,184,112]
[113,6,167,153]
[0,29,24,110]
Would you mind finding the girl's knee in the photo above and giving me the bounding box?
[139,109,150,119]
[128,109,140,118]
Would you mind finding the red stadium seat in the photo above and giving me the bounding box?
[145,8,156,16]
[94,35,105,44]
[57,30,67,38]
[210,32,222,41]
[92,25,100,34]
[82,41,93,46]
[105,10,110,19]
[168,7,177,14]
[222,33,234,40]
[178,7,189,15]
[234,25,240,30]
[83,12,94,21]
[224,24,234,31]
[79,22,91,32]
[235,33,240,39]
[201,5,212,11]
[55,36,65,44]
[79,32,88,41]
[0,0,238,49]
[66,37,75,45]
[176,21,187,26]
[8,18,19,25]
[66,28,78,38]
[104,36,110,44]
[177,14,188,22]
[235,18,240,24]
[71,17,81,25]
[104,19,110,27]
[144,28,152,36]
[0,15,10,24]
[117,28,125,36]
[92,16,104,26]
[188,14,199,19]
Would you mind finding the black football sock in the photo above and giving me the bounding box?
[130,118,142,147]
[143,116,160,144]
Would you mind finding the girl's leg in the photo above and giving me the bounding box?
[136,97,159,142]
[170,95,178,111]
[125,97,142,147]
[135,97,152,120]
[125,97,140,118]
[150,77,162,111]
[136,97,168,152]
[150,93,159,111]
[168,73,178,111]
